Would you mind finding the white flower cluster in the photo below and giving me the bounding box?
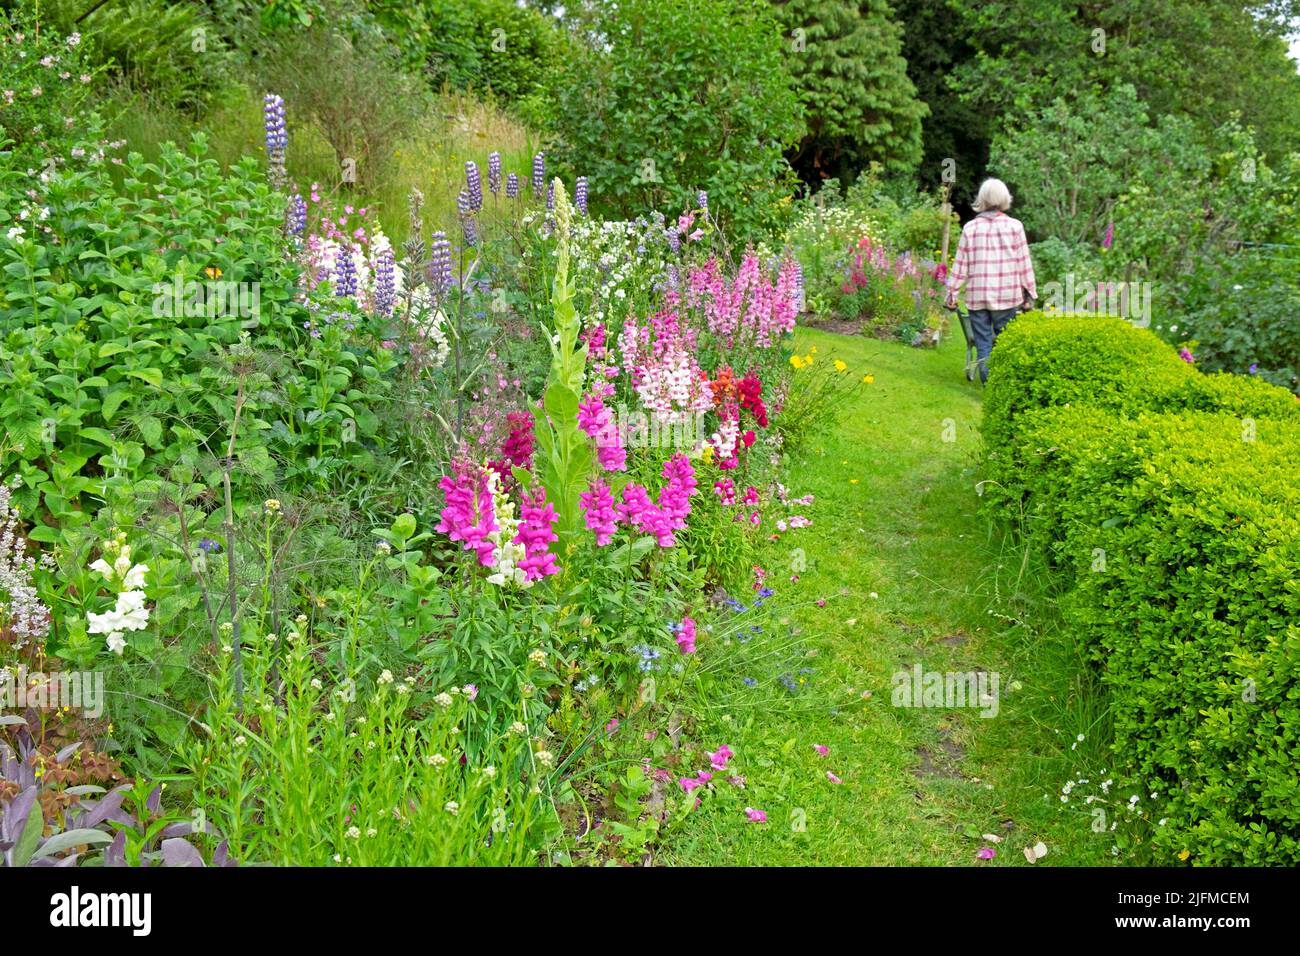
[0,478,51,648]
[86,535,150,655]
[484,469,529,588]
[566,216,674,324]
[405,285,450,369]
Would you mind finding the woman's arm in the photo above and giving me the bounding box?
[1017,220,1037,307]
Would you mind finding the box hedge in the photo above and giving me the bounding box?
[982,314,1300,864]
[982,313,1299,456]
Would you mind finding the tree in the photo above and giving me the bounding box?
[772,0,927,185]
[549,0,805,239]
[891,0,989,205]
[945,0,1300,161]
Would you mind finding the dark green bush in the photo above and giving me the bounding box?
[1178,250,1300,394]
[548,0,804,241]
[983,315,1300,864]
[369,0,563,121]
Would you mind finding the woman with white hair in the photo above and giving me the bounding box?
[944,178,1037,383]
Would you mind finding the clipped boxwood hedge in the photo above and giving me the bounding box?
[982,315,1300,865]
[982,313,1299,456]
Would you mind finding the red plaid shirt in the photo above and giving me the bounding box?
[947,211,1037,310]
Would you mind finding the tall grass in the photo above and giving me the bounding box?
[102,83,540,243]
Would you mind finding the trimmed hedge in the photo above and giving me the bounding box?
[983,315,1300,865]
[982,313,1299,455]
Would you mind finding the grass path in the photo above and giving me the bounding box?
[660,328,1114,866]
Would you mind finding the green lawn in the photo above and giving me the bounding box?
[659,327,1116,866]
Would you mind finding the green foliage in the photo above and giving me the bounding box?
[38,0,231,112]
[988,84,1160,245]
[259,20,430,188]
[771,0,926,183]
[980,313,1299,459]
[1178,251,1300,393]
[549,0,805,240]
[890,0,989,197]
[0,2,101,171]
[522,181,594,547]
[185,613,547,865]
[368,0,564,123]
[0,134,399,539]
[983,314,1300,864]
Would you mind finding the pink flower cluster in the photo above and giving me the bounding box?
[577,393,627,471]
[685,254,799,350]
[489,409,535,483]
[581,453,698,548]
[677,742,736,793]
[514,488,560,581]
[578,478,618,546]
[437,462,559,581]
[675,616,697,654]
[436,463,498,567]
[617,303,714,425]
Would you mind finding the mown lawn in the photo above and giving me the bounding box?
[659,327,1116,866]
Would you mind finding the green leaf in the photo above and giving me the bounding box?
[12,802,44,867]
[30,828,115,861]
[125,368,164,387]
[391,512,417,544]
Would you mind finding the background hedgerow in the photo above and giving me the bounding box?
[548,0,805,241]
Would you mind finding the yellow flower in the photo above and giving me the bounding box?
[790,355,805,369]
[809,345,818,355]
[849,479,859,484]
[803,354,813,365]
[1177,849,1190,861]
[834,359,847,372]
[862,375,874,384]
[700,444,714,464]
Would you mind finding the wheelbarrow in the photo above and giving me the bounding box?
[943,301,978,382]
[945,299,1035,384]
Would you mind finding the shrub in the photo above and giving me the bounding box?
[40,0,231,112]
[369,0,564,123]
[0,2,101,172]
[1007,407,1300,864]
[982,312,1299,459]
[549,0,804,240]
[983,316,1300,864]
[258,21,429,189]
[1177,250,1300,394]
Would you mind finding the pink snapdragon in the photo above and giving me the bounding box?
[577,393,627,471]
[744,807,767,823]
[579,478,618,546]
[708,744,733,770]
[656,453,697,533]
[618,306,714,425]
[713,477,736,505]
[675,615,698,654]
[513,488,560,581]
[684,254,799,350]
[436,463,498,567]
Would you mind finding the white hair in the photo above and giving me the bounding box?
[973,178,1013,212]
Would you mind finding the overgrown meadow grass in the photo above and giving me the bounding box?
[103,82,538,242]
